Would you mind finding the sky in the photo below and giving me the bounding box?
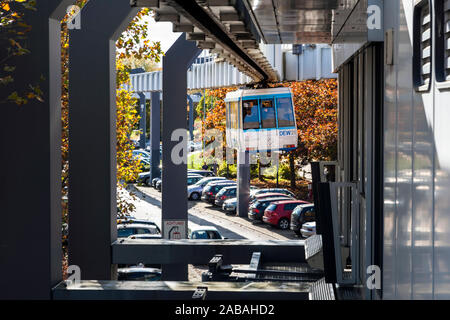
[144,16,182,66]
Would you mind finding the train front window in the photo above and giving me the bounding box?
[242,99,260,130]
[276,97,295,127]
[260,99,276,128]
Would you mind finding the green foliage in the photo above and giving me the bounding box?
[278,163,293,180]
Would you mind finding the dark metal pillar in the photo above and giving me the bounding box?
[187,95,194,141]
[0,0,72,299]
[150,91,161,180]
[138,93,147,149]
[68,0,139,280]
[161,34,201,280]
[237,151,251,218]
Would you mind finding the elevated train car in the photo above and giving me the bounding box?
[225,87,298,152]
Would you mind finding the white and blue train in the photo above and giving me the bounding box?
[224,87,298,152]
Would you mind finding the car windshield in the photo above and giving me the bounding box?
[118,228,134,238]
[266,204,277,211]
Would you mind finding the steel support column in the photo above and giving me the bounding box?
[0,0,72,300]
[161,34,201,280]
[150,91,161,180]
[138,92,147,149]
[68,0,139,280]
[237,151,251,218]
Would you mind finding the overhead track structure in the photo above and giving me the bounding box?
[131,0,279,82]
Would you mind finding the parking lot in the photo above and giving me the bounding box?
[130,184,301,241]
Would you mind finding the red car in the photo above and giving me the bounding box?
[262,200,310,230]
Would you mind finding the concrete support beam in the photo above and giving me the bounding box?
[187,32,205,41]
[112,239,306,264]
[130,0,159,7]
[53,280,309,300]
[68,0,139,280]
[173,24,194,33]
[162,33,201,280]
[237,151,250,218]
[150,92,161,180]
[197,41,216,50]
[229,24,248,33]
[0,0,72,300]
[138,93,147,149]
[155,12,180,23]
[220,11,240,22]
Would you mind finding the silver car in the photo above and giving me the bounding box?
[222,197,237,213]
[188,176,227,200]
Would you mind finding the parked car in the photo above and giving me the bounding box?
[300,221,316,238]
[139,158,151,172]
[262,200,310,230]
[201,181,236,204]
[118,264,162,281]
[251,192,294,204]
[117,223,161,238]
[157,174,204,191]
[132,149,150,161]
[156,179,162,191]
[188,177,227,200]
[251,188,296,200]
[222,197,237,214]
[137,172,151,186]
[188,169,215,177]
[214,186,237,207]
[290,204,315,236]
[152,177,161,188]
[117,218,161,234]
[187,175,204,186]
[248,196,295,221]
[127,234,162,240]
[188,226,225,239]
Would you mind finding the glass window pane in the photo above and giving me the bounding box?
[276,97,296,127]
[242,99,260,130]
[260,99,276,128]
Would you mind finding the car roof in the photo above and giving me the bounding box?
[118,267,161,273]
[255,193,292,198]
[190,226,219,232]
[118,223,158,229]
[221,185,237,190]
[296,203,314,209]
[188,174,203,177]
[207,180,235,186]
[271,200,310,205]
[256,197,293,203]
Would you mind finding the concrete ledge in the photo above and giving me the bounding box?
[53,280,310,300]
[112,239,306,265]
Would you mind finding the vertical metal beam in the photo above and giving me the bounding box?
[68,0,139,280]
[0,0,72,299]
[237,151,251,218]
[138,92,147,149]
[150,91,161,180]
[187,95,194,141]
[162,33,201,280]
